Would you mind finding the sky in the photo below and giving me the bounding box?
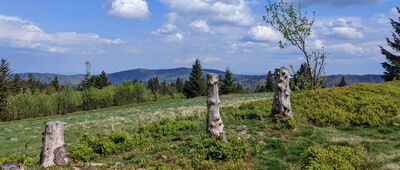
[0,0,398,75]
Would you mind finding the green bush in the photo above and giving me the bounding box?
[301,145,365,170]
[273,114,297,130]
[292,81,400,127]
[67,143,99,162]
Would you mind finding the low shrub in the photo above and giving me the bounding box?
[301,145,365,170]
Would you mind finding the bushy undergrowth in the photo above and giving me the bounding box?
[292,81,400,127]
[301,145,365,170]
[1,81,184,121]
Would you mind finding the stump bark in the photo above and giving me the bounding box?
[40,121,68,168]
[206,73,227,142]
[271,67,292,118]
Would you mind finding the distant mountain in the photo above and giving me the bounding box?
[324,74,383,87]
[11,68,383,88]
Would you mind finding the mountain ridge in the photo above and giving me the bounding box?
[12,67,384,87]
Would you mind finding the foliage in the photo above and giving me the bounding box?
[381,7,400,81]
[301,145,365,170]
[292,81,400,126]
[264,0,326,90]
[220,68,234,94]
[183,59,206,98]
[337,76,348,87]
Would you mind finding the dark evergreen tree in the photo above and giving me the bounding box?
[160,80,169,95]
[147,77,160,100]
[337,76,348,87]
[381,7,400,81]
[175,77,184,93]
[183,59,206,98]
[265,70,274,92]
[0,59,11,116]
[220,68,234,94]
[11,74,22,94]
[96,71,110,89]
[291,63,311,91]
[50,76,60,91]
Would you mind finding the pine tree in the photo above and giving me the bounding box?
[175,77,184,93]
[96,71,110,89]
[147,77,160,100]
[265,70,274,92]
[50,76,60,91]
[220,68,234,94]
[11,74,22,94]
[0,59,11,118]
[183,59,206,98]
[337,76,348,87]
[381,7,400,81]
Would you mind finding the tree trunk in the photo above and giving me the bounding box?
[271,67,292,118]
[206,73,227,142]
[40,121,68,168]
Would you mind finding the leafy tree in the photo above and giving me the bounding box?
[381,7,400,81]
[0,59,11,116]
[264,0,326,90]
[183,59,206,98]
[220,68,234,94]
[290,63,310,90]
[265,70,275,92]
[337,76,348,87]
[96,71,110,89]
[50,76,60,91]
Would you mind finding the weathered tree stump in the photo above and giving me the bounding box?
[1,163,24,170]
[271,67,292,118]
[40,121,68,168]
[206,73,227,142]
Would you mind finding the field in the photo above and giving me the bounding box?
[0,93,270,159]
[1,82,400,169]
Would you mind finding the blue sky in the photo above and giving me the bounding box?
[0,0,398,75]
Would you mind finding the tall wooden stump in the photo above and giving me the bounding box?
[206,73,227,142]
[271,67,292,118]
[40,121,68,168]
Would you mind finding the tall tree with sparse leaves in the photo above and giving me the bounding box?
[381,7,400,81]
[264,0,326,90]
[183,59,206,98]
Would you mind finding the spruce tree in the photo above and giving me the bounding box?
[265,70,274,92]
[175,77,184,93]
[337,76,348,87]
[0,59,11,116]
[96,71,110,89]
[381,7,400,81]
[11,74,22,94]
[183,59,206,98]
[50,76,60,91]
[221,68,234,94]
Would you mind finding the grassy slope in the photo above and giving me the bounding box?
[0,93,270,159]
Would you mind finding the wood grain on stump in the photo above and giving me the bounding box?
[271,67,292,118]
[40,121,68,168]
[206,73,227,142]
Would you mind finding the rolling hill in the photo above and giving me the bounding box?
[12,68,383,87]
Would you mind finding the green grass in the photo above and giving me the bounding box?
[1,82,400,169]
[0,93,270,160]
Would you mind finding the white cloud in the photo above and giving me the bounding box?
[160,0,254,26]
[189,20,210,33]
[107,0,150,19]
[247,26,282,42]
[166,33,184,43]
[314,39,325,48]
[203,56,221,63]
[315,17,364,39]
[0,14,124,53]
[329,43,364,54]
[153,23,178,34]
